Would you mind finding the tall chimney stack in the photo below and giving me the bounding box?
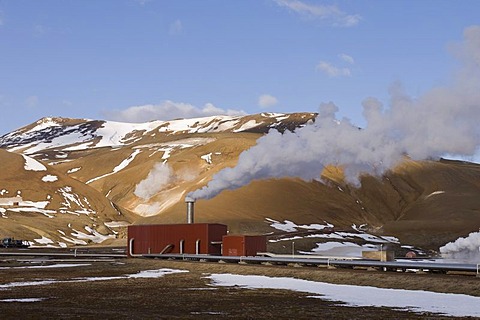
[185,196,195,224]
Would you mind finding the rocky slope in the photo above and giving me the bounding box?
[1,113,479,250]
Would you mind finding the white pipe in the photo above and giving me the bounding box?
[179,240,185,254]
[195,239,201,254]
[128,238,142,257]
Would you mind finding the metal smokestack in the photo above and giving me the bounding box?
[185,196,195,224]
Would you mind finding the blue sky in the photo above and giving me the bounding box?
[0,0,479,134]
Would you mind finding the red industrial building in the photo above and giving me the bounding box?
[128,223,227,256]
[127,197,267,257]
[222,235,267,256]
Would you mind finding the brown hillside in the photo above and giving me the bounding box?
[0,149,134,245]
[1,114,480,250]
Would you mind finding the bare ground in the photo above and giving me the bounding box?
[0,255,479,319]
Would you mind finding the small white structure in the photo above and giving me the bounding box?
[0,196,23,207]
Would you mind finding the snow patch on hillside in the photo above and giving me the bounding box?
[22,155,46,171]
[233,120,258,132]
[86,149,141,184]
[266,218,401,257]
[156,116,243,134]
[424,191,445,199]
[67,167,81,174]
[70,226,115,243]
[33,236,55,246]
[42,175,58,182]
[307,241,377,256]
[104,221,130,228]
[19,129,91,154]
[201,153,212,164]
[24,117,61,133]
[266,218,333,232]
[113,149,141,173]
[91,120,160,149]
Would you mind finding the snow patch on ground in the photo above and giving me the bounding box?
[0,268,188,290]
[0,298,47,303]
[207,274,480,318]
[0,263,91,270]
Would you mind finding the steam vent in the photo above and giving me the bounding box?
[185,196,195,224]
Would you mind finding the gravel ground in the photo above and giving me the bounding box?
[0,256,479,319]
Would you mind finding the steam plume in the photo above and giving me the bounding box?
[440,231,480,262]
[190,26,480,200]
[134,163,173,200]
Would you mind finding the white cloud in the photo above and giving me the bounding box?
[134,0,151,6]
[103,100,247,123]
[273,0,361,27]
[169,19,183,35]
[25,96,39,108]
[258,94,279,108]
[316,61,351,77]
[33,24,50,36]
[62,100,73,107]
[339,53,354,64]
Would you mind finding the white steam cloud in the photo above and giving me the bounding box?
[134,163,173,200]
[135,163,197,200]
[440,231,480,262]
[190,26,480,200]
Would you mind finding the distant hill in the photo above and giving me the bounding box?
[1,113,479,250]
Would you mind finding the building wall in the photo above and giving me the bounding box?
[222,235,267,256]
[362,250,395,261]
[0,196,23,206]
[128,223,227,256]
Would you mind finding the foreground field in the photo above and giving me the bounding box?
[0,256,479,319]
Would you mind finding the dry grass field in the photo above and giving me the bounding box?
[0,254,479,319]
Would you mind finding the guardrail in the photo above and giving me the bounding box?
[144,253,480,274]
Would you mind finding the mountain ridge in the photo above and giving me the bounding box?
[1,113,479,251]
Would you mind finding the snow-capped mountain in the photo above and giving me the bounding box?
[0,113,317,246]
[0,113,315,154]
[1,112,480,253]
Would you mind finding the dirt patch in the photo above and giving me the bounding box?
[0,257,478,319]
